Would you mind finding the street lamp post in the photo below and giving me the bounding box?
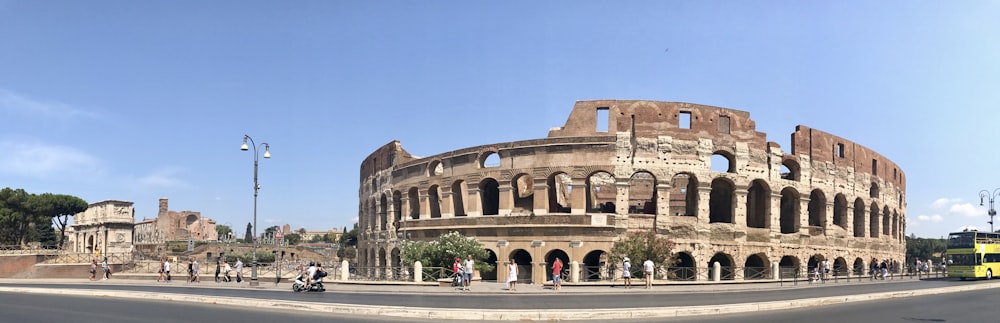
[241,134,271,286]
[980,188,1000,232]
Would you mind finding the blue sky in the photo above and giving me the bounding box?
[1,1,998,238]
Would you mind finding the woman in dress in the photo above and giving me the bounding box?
[506,259,518,291]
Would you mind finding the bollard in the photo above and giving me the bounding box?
[712,262,721,282]
[340,260,349,281]
[413,261,423,283]
[570,261,580,283]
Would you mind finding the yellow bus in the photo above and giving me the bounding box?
[947,231,1000,280]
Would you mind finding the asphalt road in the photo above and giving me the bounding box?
[0,279,978,310]
[2,286,995,323]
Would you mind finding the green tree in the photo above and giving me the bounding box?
[906,235,947,262]
[609,230,676,278]
[29,193,88,247]
[284,233,302,245]
[339,226,358,247]
[264,225,278,236]
[400,231,493,272]
[0,188,34,246]
[216,224,233,240]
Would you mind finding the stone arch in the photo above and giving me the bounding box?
[870,202,880,238]
[853,257,865,276]
[379,194,388,231]
[744,253,769,280]
[427,160,443,176]
[853,198,865,237]
[582,250,608,281]
[452,180,466,216]
[882,206,891,236]
[834,257,848,276]
[708,252,735,280]
[779,255,800,278]
[628,171,656,215]
[378,249,387,279]
[711,151,736,173]
[870,182,880,199]
[807,254,825,274]
[369,199,378,231]
[746,179,771,228]
[709,178,735,223]
[833,194,847,229]
[808,190,826,228]
[479,178,500,216]
[479,151,500,168]
[390,248,400,268]
[545,249,570,281]
[547,172,573,213]
[892,210,899,240]
[780,187,800,234]
[427,185,442,218]
[586,171,616,213]
[482,249,498,281]
[185,214,198,226]
[672,252,696,281]
[669,173,698,216]
[407,187,420,219]
[509,249,532,283]
[512,173,534,214]
[780,159,800,181]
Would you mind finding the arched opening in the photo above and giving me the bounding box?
[628,171,656,215]
[509,249,532,283]
[390,248,400,268]
[428,185,441,218]
[671,252,696,281]
[185,214,198,226]
[452,180,466,216]
[428,160,443,176]
[853,257,865,276]
[853,198,865,237]
[587,171,616,213]
[746,180,771,228]
[479,178,500,216]
[807,254,824,274]
[512,174,534,215]
[808,190,826,229]
[870,202,880,238]
[711,151,735,173]
[545,249,570,282]
[480,152,500,168]
[392,191,403,229]
[833,194,847,229]
[780,188,800,234]
[882,206,891,236]
[379,194,388,231]
[407,187,420,219]
[548,172,573,213]
[377,249,387,279]
[669,173,698,216]
[744,253,769,280]
[582,250,608,282]
[482,249,498,281]
[892,210,899,239]
[779,256,800,278]
[709,178,735,223]
[870,182,880,199]
[780,159,800,181]
[708,253,734,280]
[834,257,848,276]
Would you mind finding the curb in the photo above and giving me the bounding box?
[1,282,997,321]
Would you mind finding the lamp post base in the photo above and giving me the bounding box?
[250,264,259,286]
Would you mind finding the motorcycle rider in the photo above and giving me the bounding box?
[304,262,317,287]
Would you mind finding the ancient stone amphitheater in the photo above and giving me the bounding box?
[358,100,906,284]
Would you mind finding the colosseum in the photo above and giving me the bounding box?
[358,100,906,284]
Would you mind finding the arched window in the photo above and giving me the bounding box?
[709,178,735,223]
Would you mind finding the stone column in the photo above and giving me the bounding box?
[532,178,549,216]
[799,196,811,235]
[466,188,482,217]
[418,192,429,220]
[769,192,782,235]
[615,180,630,216]
[845,204,855,238]
[440,188,454,218]
[570,180,587,215]
[734,187,749,231]
[498,180,513,216]
[655,183,672,229]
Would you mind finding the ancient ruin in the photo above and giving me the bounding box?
[357,100,906,284]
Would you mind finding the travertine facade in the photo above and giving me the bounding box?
[358,100,906,284]
[133,198,218,244]
[71,200,135,256]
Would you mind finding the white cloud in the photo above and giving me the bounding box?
[0,139,103,178]
[948,203,982,218]
[135,167,188,188]
[930,198,960,209]
[916,214,944,223]
[0,88,100,120]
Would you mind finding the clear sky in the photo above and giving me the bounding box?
[1,1,998,238]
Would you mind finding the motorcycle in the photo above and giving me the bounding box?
[292,272,326,292]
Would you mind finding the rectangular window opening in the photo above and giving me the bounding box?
[596,107,609,132]
[835,143,845,158]
[718,115,731,134]
[872,159,878,175]
[679,111,692,129]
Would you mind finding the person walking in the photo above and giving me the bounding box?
[621,257,632,289]
[506,259,518,291]
[551,258,563,290]
[214,259,221,283]
[190,257,200,283]
[89,259,98,281]
[222,261,232,282]
[100,257,110,280]
[642,257,654,289]
[463,254,474,291]
[234,259,244,283]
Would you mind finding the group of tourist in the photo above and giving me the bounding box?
[452,254,475,291]
[156,257,244,283]
[620,257,656,289]
[88,257,111,281]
